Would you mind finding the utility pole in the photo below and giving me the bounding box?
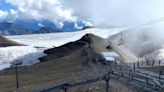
[10,60,22,89]
[133,63,136,72]
[15,65,19,89]
[159,60,161,66]
[103,74,110,92]
[159,70,163,82]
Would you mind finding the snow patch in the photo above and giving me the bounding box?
[0,46,45,70]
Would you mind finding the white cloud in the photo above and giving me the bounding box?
[74,23,83,30]
[63,0,164,27]
[0,9,18,21]
[4,0,164,28]
[10,9,17,15]
[0,10,8,19]
[38,23,45,27]
[82,20,93,27]
[58,22,64,28]
[5,0,78,27]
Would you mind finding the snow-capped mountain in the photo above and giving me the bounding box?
[0,20,91,35]
[0,21,61,35]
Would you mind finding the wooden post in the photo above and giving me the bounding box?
[142,61,143,66]
[146,59,149,66]
[159,60,161,66]
[131,74,134,80]
[137,61,139,68]
[128,72,131,80]
[159,71,162,82]
[133,63,135,72]
[129,71,133,80]
[152,60,154,67]
[145,77,149,85]
[121,72,123,77]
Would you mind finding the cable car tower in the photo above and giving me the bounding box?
[117,32,124,45]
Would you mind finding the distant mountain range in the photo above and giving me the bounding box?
[0,20,89,35]
[0,21,58,35]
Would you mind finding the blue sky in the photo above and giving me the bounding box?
[0,0,16,11]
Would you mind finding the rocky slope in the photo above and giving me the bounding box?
[39,33,106,62]
[0,36,23,47]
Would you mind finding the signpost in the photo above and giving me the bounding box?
[10,60,22,89]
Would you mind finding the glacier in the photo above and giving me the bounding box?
[6,28,124,48]
[0,28,124,70]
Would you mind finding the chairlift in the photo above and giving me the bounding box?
[10,60,22,67]
[117,33,124,45]
[10,59,22,89]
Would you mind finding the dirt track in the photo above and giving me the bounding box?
[109,41,138,63]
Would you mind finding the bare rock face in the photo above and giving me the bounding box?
[39,34,104,62]
[0,36,23,47]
